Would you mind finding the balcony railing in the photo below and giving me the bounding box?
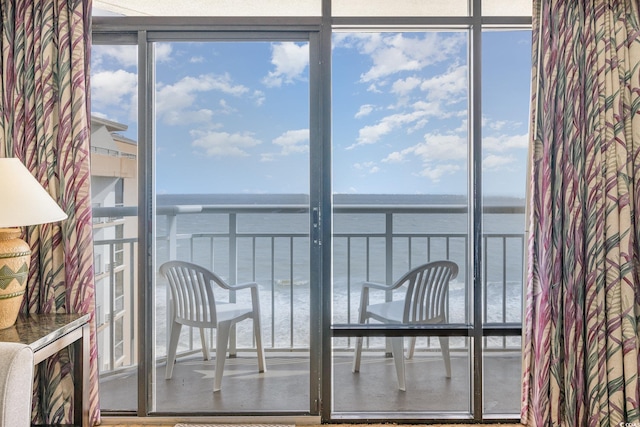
[92,201,525,376]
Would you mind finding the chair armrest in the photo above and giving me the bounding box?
[227,281,259,291]
[227,282,262,315]
[357,281,395,321]
[361,281,394,291]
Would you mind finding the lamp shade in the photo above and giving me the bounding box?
[0,158,67,329]
[0,158,68,227]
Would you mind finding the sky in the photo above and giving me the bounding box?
[91,30,531,197]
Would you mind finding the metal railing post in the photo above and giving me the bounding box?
[166,213,178,357]
[229,213,238,356]
[385,212,393,356]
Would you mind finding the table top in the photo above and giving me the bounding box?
[0,313,90,351]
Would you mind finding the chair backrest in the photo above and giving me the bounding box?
[399,260,458,324]
[159,261,223,326]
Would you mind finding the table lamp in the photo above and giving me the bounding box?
[0,158,68,329]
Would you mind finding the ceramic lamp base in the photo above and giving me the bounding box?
[0,228,30,329]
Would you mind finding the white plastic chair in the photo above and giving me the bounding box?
[160,260,266,392]
[352,260,458,391]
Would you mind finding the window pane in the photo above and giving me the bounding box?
[333,337,471,413]
[483,336,522,414]
[481,29,529,325]
[332,30,470,327]
[153,41,311,413]
[332,30,470,415]
[481,29,530,416]
[90,43,139,412]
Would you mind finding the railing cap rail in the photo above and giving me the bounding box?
[93,203,524,217]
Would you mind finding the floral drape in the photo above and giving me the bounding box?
[0,0,98,425]
[522,0,640,426]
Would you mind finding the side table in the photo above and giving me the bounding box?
[0,313,90,427]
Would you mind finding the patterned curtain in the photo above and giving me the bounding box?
[0,0,99,425]
[522,1,640,426]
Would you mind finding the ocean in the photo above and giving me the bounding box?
[154,193,525,352]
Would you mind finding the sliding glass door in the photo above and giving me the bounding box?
[331,30,472,415]
[90,41,140,412]
[91,3,531,420]
[151,39,312,413]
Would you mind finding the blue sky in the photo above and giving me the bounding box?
[91,31,531,197]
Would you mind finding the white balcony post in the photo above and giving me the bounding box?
[228,213,238,356]
[166,213,178,358]
[167,214,178,260]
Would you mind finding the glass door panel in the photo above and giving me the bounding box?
[152,40,311,413]
[331,31,471,415]
[90,42,140,412]
[481,29,531,416]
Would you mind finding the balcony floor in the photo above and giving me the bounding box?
[100,350,521,418]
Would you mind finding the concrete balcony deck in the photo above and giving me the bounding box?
[99,350,521,418]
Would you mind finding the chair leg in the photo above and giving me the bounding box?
[439,336,451,378]
[352,336,364,373]
[253,315,266,373]
[406,336,416,359]
[390,336,406,391]
[352,301,368,373]
[199,328,210,361]
[214,322,231,392]
[165,322,182,380]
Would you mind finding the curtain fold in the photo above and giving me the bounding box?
[0,0,98,425]
[522,0,640,425]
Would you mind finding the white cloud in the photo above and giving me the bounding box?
[412,100,448,118]
[349,106,447,149]
[93,43,172,69]
[419,63,468,102]
[382,132,467,182]
[367,83,383,93]
[156,73,249,125]
[352,121,395,148]
[253,90,266,106]
[340,33,465,83]
[272,129,309,155]
[155,43,173,62]
[418,164,461,182]
[483,153,516,170]
[489,120,508,130]
[163,109,215,126]
[262,42,309,88]
[190,56,205,63]
[91,69,137,107]
[354,161,380,174]
[355,104,375,118]
[218,99,236,115]
[391,76,422,96]
[93,45,138,68]
[483,116,524,131]
[383,151,405,163]
[412,133,468,161]
[483,133,529,152]
[191,130,261,157]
